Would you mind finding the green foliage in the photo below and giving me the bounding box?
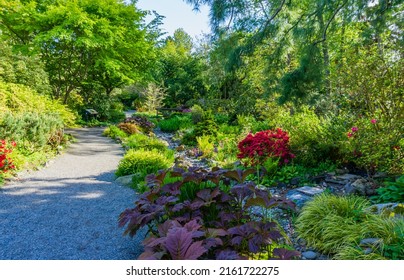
[115,148,174,178]
[193,111,218,138]
[344,117,403,174]
[296,194,370,254]
[123,134,168,152]
[153,29,208,107]
[373,176,404,203]
[103,125,127,140]
[196,135,215,158]
[191,104,204,124]
[268,107,342,167]
[1,0,155,110]
[0,42,51,94]
[0,112,64,152]
[296,194,403,259]
[159,115,192,132]
[0,81,76,127]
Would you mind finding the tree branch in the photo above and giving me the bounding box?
[313,1,348,46]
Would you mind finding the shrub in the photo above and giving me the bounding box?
[103,125,127,140]
[344,117,403,174]
[0,81,75,127]
[0,112,64,152]
[191,104,204,124]
[123,134,168,152]
[124,115,155,134]
[159,115,192,133]
[296,194,403,259]
[117,122,139,135]
[193,111,218,138]
[119,167,299,260]
[237,128,295,166]
[214,113,230,125]
[373,176,404,203]
[196,135,215,158]
[115,149,174,178]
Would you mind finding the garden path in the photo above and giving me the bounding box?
[0,127,144,259]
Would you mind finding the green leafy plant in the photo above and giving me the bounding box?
[196,135,215,158]
[103,125,127,140]
[159,115,192,132]
[373,176,404,203]
[115,148,174,178]
[123,134,168,152]
[0,112,65,152]
[345,117,403,174]
[191,104,204,124]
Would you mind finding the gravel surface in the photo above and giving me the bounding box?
[0,127,144,260]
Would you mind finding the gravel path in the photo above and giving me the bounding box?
[0,127,144,260]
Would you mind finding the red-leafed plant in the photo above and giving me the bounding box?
[119,167,299,260]
[237,128,295,166]
[0,140,16,173]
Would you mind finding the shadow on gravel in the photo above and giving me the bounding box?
[0,175,144,260]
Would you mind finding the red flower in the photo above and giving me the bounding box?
[371,119,377,124]
[351,126,358,132]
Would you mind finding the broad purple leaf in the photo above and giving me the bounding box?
[161,181,182,195]
[183,219,202,232]
[272,248,301,260]
[183,241,207,260]
[216,250,243,260]
[165,227,193,260]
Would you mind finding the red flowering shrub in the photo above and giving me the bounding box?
[237,128,294,166]
[0,140,16,173]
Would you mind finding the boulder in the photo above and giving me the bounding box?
[302,251,318,260]
[115,174,135,186]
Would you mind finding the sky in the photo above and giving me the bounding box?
[136,0,211,39]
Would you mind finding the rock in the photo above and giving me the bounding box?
[344,182,355,195]
[367,203,403,216]
[176,145,185,152]
[349,178,370,196]
[286,190,311,208]
[115,174,135,186]
[287,187,324,209]
[373,172,388,179]
[296,186,324,196]
[277,182,288,189]
[290,177,300,186]
[335,168,348,175]
[302,251,317,260]
[337,174,362,181]
[360,238,382,247]
[325,178,348,185]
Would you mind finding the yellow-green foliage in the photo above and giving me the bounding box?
[115,149,174,177]
[0,81,75,127]
[197,135,214,158]
[296,193,404,259]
